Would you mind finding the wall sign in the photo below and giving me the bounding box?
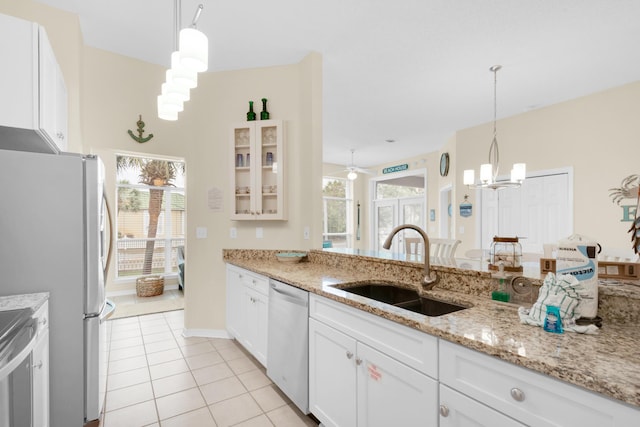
[459,194,472,217]
[382,164,408,174]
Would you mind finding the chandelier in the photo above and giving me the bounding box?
[158,0,208,121]
[463,65,526,190]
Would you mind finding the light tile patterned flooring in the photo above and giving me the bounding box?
[104,310,318,427]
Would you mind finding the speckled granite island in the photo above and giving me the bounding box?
[224,249,640,411]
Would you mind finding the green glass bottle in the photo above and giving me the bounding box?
[260,98,270,120]
[247,101,256,121]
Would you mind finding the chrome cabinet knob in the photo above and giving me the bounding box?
[346,351,353,359]
[33,360,43,370]
[510,387,525,402]
[355,358,363,366]
[439,405,450,417]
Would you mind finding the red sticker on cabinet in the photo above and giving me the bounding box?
[368,364,381,381]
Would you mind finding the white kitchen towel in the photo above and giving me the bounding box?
[518,273,599,334]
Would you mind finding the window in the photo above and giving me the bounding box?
[322,177,353,248]
[116,155,186,278]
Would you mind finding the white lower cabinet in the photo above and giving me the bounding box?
[225,265,269,366]
[309,295,438,427]
[439,340,639,427]
[309,318,357,427]
[242,286,268,365]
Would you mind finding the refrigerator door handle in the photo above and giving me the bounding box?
[103,191,114,282]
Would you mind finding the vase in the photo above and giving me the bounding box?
[247,101,256,121]
[260,98,270,120]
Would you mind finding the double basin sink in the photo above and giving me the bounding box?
[335,283,469,317]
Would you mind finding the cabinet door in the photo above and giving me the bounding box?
[255,120,284,219]
[243,287,268,366]
[439,385,524,427]
[53,63,68,151]
[32,328,50,427]
[357,342,438,427]
[231,125,255,219]
[309,318,357,427]
[38,26,59,150]
[225,266,245,339]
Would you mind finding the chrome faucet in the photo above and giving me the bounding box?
[382,224,439,288]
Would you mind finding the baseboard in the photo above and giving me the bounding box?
[182,328,232,339]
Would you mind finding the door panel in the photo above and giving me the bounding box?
[481,173,571,253]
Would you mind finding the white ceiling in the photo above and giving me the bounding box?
[36,0,640,167]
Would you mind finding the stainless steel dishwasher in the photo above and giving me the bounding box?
[267,279,309,414]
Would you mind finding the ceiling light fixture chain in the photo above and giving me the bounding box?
[463,65,526,191]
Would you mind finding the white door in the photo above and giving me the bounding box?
[439,186,453,238]
[373,200,397,252]
[373,198,425,253]
[309,319,357,427]
[481,172,571,253]
[399,197,426,254]
[357,342,438,427]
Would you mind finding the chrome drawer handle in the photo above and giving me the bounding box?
[440,405,450,417]
[510,387,525,402]
[346,351,353,359]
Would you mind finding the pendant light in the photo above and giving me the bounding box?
[158,1,207,120]
[463,65,526,190]
[179,5,208,73]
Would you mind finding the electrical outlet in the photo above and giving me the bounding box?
[196,227,207,239]
[230,227,237,239]
[256,227,264,238]
[303,226,310,240]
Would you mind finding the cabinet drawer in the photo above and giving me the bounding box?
[439,385,525,427]
[310,294,437,378]
[228,265,269,296]
[439,340,639,427]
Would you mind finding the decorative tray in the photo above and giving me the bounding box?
[276,252,307,263]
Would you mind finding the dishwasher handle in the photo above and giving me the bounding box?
[270,282,309,307]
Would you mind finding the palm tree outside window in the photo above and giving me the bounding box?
[116,155,186,278]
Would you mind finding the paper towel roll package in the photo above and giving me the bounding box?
[556,234,599,319]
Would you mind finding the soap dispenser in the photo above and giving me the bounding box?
[491,262,511,302]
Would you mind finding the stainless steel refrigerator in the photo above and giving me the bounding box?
[0,148,113,427]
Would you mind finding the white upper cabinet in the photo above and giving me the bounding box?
[0,13,68,153]
[231,120,285,220]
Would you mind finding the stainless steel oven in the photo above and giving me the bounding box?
[0,309,37,427]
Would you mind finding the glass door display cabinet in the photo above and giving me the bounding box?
[231,120,285,220]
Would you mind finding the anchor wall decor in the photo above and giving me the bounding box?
[128,115,154,143]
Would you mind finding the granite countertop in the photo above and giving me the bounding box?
[224,251,640,409]
[0,292,49,312]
